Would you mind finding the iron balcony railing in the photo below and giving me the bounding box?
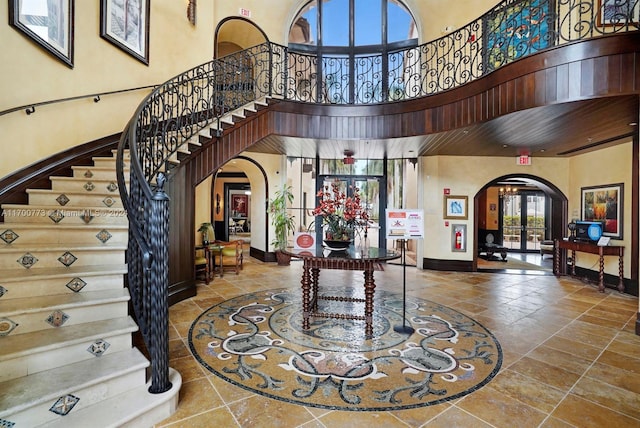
[116,0,638,392]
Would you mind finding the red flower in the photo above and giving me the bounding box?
[312,182,369,240]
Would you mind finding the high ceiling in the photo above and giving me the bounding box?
[246,95,639,160]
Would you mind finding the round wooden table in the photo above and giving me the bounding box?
[283,246,400,337]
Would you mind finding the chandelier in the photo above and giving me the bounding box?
[498,186,518,197]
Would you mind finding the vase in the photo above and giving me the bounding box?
[323,239,353,251]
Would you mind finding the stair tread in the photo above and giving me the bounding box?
[38,368,181,428]
[1,203,125,210]
[50,176,122,182]
[0,348,148,418]
[0,243,127,251]
[0,316,138,361]
[0,223,128,230]
[0,263,127,282]
[0,288,130,317]
[43,368,180,428]
[26,188,123,196]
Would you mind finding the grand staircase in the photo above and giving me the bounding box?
[0,150,180,427]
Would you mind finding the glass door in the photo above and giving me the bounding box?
[501,191,546,252]
[315,176,383,248]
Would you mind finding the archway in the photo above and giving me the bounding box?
[214,17,269,58]
[474,174,568,272]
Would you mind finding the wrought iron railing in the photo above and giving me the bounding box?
[116,0,638,392]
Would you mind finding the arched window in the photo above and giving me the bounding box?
[288,0,418,104]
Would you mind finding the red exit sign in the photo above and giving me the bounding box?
[517,155,531,165]
[239,8,251,17]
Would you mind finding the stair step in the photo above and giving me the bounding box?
[0,244,126,269]
[49,176,125,193]
[39,368,181,428]
[0,264,127,300]
[0,348,149,426]
[0,289,130,336]
[91,156,128,169]
[0,316,138,382]
[71,165,126,180]
[2,204,127,224]
[26,189,124,208]
[0,223,128,246]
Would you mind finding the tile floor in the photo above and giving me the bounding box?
[156,250,640,428]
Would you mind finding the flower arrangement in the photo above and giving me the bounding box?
[312,182,369,241]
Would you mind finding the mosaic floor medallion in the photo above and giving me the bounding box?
[189,288,502,411]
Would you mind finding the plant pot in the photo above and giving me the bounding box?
[275,249,291,266]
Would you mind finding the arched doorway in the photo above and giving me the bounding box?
[214,17,269,58]
[474,174,568,272]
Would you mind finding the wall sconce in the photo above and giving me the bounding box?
[216,193,221,214]
[187,0,196,25]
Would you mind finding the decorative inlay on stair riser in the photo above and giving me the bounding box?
[49,209,64,223]
[84,182,95,192]
[107,182,118,192]
[0,286,6,298]
[0,317,19,336]
[96,229,112,243]
[58,251,78,267]
[87,339,111,357]
[17,253,38,269]
[103,196,116,207]
[46,310,70,327]
[66,277,87,292]
[56,194,70,206]
[0,229,19,244]
[49,394,80,416]
[84,170,93,178]
[81,212,94,224]
[0,418,15,428]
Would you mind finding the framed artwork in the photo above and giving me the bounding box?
[100,0,150,65]
[444,195,468,220]
[9,0,74,68]
[451,224,467,252]
[231,194,249,217]
[581,183,623,239]
[597,0,640,26]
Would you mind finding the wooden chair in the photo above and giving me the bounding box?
[213,239,244,276]
[194,248,210,284]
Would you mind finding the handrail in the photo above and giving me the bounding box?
[116,0,638,394]
[0,84,158,117]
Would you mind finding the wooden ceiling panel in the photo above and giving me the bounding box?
[245,96,638,160]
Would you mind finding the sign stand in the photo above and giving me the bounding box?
[386,209,424,336]
[393,238,415,335]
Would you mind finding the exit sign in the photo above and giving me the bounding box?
[517,155,531,165]
[239,8,251,17]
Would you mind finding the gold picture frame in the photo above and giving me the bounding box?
[443,195,468,220]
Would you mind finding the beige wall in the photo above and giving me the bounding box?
[421,155,571,261]
[569,142,633,277]
[0,1,215,179]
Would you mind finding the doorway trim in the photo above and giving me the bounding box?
[473,174,568,272]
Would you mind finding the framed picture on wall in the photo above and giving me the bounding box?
[443,195,468,220]
[597,0,639,26]
[231,194,248,217]
[9,0,75,68]
[581,183,623,239]
[100,0,150,65]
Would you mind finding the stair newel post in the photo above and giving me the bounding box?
[148,172,172,393]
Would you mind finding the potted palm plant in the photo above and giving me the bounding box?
[269,184,296,265]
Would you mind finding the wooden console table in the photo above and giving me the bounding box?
[554,239,624,293]
[284,246,400,337]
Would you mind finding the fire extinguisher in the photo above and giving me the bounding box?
[455,228,462,249]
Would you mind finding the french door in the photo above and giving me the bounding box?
[501,191,547,252]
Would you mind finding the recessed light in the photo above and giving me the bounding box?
[502,144,508,148]
[630,122,638,126]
